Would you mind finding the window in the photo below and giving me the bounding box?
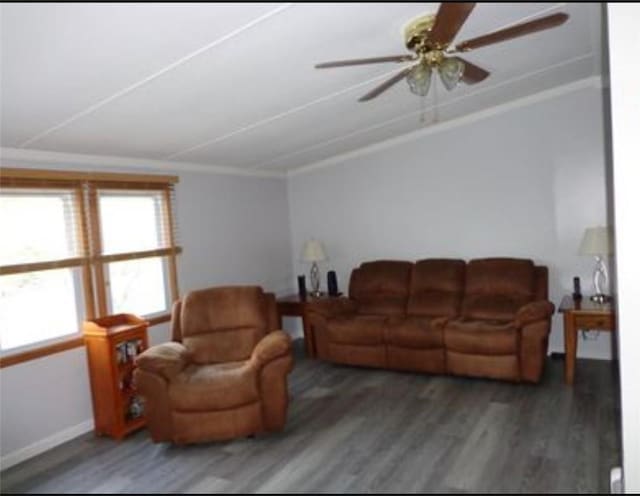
[0,170,180,358]
[97,189,173,318]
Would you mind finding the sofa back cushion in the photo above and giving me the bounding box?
[534,265,548,300]
[462,258,536,321]
[349,260,412,316]
[407,259,466,317]
[181,286,267,364]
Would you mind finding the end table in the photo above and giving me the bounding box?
[277,293,340,358]
[558,295,615,385]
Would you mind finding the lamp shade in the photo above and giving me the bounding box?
[578,226,613,256]
[406,62,432,97]
[439,57,465,91]
[301,239,327,262]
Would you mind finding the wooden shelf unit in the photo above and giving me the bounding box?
[82,314,149,439]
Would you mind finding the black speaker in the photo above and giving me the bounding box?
[297,275,307,299]
[327,270,339,296]
[573,276,582,300]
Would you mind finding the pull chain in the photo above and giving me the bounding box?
[433,78,439,124]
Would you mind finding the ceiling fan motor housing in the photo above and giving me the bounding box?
[403,14,437,52]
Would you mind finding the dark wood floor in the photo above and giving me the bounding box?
[1,340,621,494]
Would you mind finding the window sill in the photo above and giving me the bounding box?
[0,313,171,368]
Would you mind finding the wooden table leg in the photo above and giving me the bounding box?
[301,309,316,358]
[563,312,577,385]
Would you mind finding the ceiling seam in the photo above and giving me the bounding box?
[166,2,570,162]
[164,67,409,160]
[252,51,595,170]
[18,3,294,149]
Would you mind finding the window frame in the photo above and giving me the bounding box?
[0,168,181,367]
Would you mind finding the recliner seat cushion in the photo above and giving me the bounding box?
[407,259,465,317]
[169,361,258,411]
[462,258,535,321]
[181,286,268,363]
[349,261,412,316]
[385,317,443,349]
[444,319,519,355]
[327,315,387,345]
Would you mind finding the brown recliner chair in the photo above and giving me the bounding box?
[133,286,293,444]
[443,258,554,383]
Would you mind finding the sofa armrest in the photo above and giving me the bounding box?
[134,342,190,381]
[251,330,292,368]
[515,300,555,327]
[306,297,357,318]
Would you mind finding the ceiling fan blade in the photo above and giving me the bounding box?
[358,67,414,101]
[458,58,490,84]
[428,2,476,46]
[315,55,416,68]
[455,12,569,52]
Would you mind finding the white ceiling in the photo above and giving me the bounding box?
[1,3,603,173]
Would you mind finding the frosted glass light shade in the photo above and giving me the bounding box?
[406,63,432,96]
[301,239,327,262]
[578,226,612,255]
[439,57,465,91]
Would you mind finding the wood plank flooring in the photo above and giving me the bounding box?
[0,340,621,494]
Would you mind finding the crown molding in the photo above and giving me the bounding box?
[0,147,285,178]
[288,75,603,177]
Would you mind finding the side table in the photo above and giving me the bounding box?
[558,295,615,385]
[277,293,341,358]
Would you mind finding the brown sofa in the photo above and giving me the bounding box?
[308,258,554,383]
[133,286,293,444]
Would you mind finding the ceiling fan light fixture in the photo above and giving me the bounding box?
[439,57,465,91]
[406,62,432,97]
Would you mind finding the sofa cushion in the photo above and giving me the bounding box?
[327,315,387,346]
[349,260,412,316]
[385,316,443,349]
[444,319,518,355]
[462,258,535,320]
[407,259,465,317]
[169,361,258,411]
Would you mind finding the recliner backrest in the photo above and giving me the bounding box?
[462,258,536,321]
[180,286,268,364]
[349,260,412,316]
[407,259,466,317]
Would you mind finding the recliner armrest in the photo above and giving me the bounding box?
[134,342,190,380]
[250,330,292,368]
[306,297,357,318]
[515,300,555,327]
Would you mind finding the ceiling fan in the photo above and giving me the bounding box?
[315,3,569,101]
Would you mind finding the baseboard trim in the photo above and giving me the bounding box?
[0,419,94,470]
[550,352,566,360]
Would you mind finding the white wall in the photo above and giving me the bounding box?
[608,4,640,492]
[0,157,292,467]
[288,81,612,360]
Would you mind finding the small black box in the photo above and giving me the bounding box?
[572,276,582,300]
[327,270,339,296]
[297,275,307,299]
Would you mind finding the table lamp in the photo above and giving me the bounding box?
[578,226,612,303]
[301,239,327,297]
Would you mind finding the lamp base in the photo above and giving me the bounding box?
[590,293,611,304]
